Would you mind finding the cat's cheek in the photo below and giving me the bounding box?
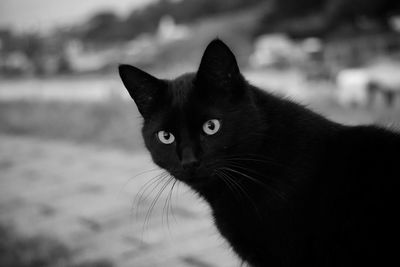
[151,154,175,174]
[149,143,181,172]
[199,136,217,158]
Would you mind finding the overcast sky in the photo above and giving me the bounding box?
[0,0,157,32]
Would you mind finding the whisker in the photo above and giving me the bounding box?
[120,167,162,195]
[162,177,176,230]
[166,179,178,229]
[215,170,243,204]
[220,161,267,178]
[220,166,288,202]
[132,174,163,221]
[142,175,173,236]
[219,167,266,187]
[134,172,168,217]
[218,169,263,220]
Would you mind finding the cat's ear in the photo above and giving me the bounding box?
[196,39,242,90]
[119,64,165,118]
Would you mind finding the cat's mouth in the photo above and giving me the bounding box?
[174,168,214,187]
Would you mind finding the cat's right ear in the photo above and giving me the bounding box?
[197,39,241,89]
[118,64,164,118]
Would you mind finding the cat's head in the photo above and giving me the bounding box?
[119,39,264,187]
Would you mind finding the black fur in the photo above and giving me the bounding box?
[119,39,400,267]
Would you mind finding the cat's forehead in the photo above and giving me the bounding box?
[159,73,214,127]
[167,73,196,108]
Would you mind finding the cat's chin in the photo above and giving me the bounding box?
[185,177,213,188]
[175,171,214,188]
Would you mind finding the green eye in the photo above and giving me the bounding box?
[203,119,221,135]
[157,131,175,144]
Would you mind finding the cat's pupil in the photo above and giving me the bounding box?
[164,132,170,139]
[208,121,215,130]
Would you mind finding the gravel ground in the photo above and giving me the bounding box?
[0,135,241,267]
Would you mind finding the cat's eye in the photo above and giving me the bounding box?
[203,119,221,135]
[157,131,175,144]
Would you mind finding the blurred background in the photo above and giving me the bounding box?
[0,0,399,266]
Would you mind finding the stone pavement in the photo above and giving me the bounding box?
[0,135,241,267]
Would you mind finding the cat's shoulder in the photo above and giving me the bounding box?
[335,124,400,148]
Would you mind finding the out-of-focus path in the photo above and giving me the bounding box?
[0,135,240,267]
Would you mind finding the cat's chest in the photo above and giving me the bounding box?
[210,195,274,247]
[212,206,269,264]
[209,192,308,265]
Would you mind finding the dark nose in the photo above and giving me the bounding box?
[181,147,199,169]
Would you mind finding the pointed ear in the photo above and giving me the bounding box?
[196,39,242,90]
[118,64,165,118]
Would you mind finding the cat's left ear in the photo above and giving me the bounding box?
[196,39,242,92]
[119,64,165,118]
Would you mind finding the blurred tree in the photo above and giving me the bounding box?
[255,0,400,38]
[0,29,14,51]
[57,53,72,74]
[83,11,125,43]
[80,0,266,44]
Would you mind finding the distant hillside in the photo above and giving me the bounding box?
[120,4,266,73]
[77,0,400,45]
[255,0,400,38]
[78,0,266,44]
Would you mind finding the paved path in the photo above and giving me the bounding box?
[0,135,241,267]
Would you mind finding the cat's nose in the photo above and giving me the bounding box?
[181,147,199,169]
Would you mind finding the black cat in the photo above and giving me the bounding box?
[119,39,400,267]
